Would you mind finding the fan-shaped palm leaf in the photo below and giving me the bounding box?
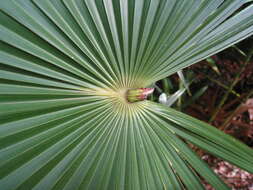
[1,0,253,189]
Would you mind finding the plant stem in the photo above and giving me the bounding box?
[205,75,240,97]
[209,47,253,123]
[220,90,253,131]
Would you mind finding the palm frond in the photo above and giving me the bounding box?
[1,0,253,189]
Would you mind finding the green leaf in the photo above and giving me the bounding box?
[1,0,253,189]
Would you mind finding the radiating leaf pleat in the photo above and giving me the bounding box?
[1,0,253,190]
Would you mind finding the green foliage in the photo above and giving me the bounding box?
[1,0,253,189]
